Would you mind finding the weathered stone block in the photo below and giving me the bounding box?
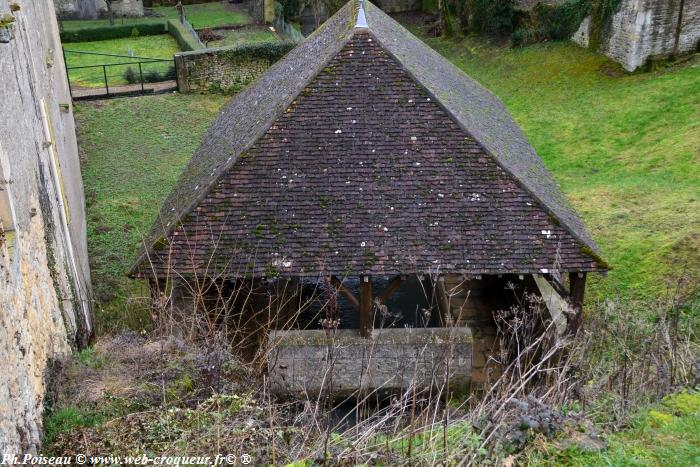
[268,327,472,398]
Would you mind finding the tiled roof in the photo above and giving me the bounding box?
[133,1,606,278]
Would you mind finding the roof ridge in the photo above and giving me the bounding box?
[355,0,368,29]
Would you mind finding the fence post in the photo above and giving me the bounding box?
[138,62,144,93]
[103,65,109,97]
[173,54,189,94]
[62,47,73,100]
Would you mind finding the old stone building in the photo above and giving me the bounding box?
[573,0,700,71]
[54,0,144,20]
[133,0,606,397]
[0,0,93,453]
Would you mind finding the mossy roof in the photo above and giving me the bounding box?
[132,1,606,278]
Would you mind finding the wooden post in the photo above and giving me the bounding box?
[359,275,373,337]
[148,277,160,318]
[435,275,451,326]
[568,272,587,334]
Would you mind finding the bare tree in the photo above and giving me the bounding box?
[105,0,115,26]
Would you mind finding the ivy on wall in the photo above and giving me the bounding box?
[437,0,625,48]
[588,0,624,49]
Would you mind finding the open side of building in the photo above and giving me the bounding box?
[132,0,607,397]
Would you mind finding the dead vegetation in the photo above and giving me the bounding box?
[44,267,699,464]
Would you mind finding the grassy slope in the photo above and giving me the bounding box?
[75,34,699,323]
[529,390,700,466]
[152,2,249,29]
[64,34,179,86]
[69,30,699,463]
[76,93,227,331]
[407,32,699,297]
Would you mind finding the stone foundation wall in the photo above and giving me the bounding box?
[572,0,700,71]
[268,328,472,397]
[54,0,144,20]
[0,0,93,454]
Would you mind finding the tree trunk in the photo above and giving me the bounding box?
[672,0,686,58]
[107,1,114,26]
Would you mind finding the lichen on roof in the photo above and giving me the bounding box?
[132,0,605,278]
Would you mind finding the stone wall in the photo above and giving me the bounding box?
[174,42,295,94]
[572,0,700,71]
[268,328,472,397]
[373,0,421,13]
[0,0,93,454]
[54,0,144,20]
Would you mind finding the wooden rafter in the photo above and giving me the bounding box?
[378,275,403,304]
[329,274,408,338]
[330,276,359,310]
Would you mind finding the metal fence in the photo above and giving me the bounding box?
[63,49,177,100]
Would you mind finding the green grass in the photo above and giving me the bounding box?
[75,93,228,331]
[207,27,279,48]
[529,390,700,466]
[64,34,179,87]
[406,30,700,298]
[43,406,107,446]
[153,2,250,29]
[75,28,699,332]
[61,1,251,30]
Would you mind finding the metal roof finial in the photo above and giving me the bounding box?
[355,0,368,28]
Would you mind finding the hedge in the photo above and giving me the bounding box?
[166,19,204,51]
[214,41,296,63]
[512,0,590,46]
[60,22,167,43]
[510,0,622,47]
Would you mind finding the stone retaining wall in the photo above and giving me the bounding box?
[174,42,295,94]
[573,0,700,71]
[0,0,93,453]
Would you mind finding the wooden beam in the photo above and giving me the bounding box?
[378,275,403,304]
[544,274,569,299]
[359,275,373,337]
[435,276,451,326]
[569,272,586,311]
[568,272,587,334]
[148,278,160,318]
[330,276,359,310]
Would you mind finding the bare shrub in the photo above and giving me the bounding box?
[78,234,696,464]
